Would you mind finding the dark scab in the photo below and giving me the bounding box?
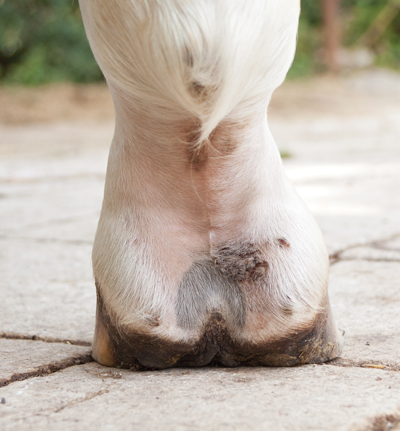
[213,243,269,283]
[278,238,290,248]
[189,81,205,97]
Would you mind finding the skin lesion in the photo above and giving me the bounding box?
[278,238,291,248]
[212,243,269,283]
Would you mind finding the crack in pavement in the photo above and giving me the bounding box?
[370,244,400,253]
[0,332,91,347]
[10,388,111,424]
[0,353,93,388]
[329,232,400,265]
[338,257,400,263]
[329,358,400,372]
[54,389,110,413]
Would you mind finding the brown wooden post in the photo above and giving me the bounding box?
[322,0,341,72]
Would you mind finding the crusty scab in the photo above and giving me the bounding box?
[213,243,269,282]
[278,238,290,248]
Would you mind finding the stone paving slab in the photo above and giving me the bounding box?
[0,184,103,247]
[0,238,95,342]
[0,175,104,242]
[330,260,400,367]
[0,122,112,159]
[0,339,91,386]
[1,73,400,430]
[0,362,399,431]
[276,112,400,254]
[283,162,400,255]
[272,113,400,164]
[384,236,400,250]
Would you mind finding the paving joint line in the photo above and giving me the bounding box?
[329,232,400,265]
[0,332,91,347]
[0,353,93,388]
[337,257,400,263]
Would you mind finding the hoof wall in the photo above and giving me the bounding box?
[92,293,343,370]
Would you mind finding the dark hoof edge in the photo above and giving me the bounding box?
[94,287,343,370]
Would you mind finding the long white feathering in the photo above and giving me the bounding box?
[79,0,300,149]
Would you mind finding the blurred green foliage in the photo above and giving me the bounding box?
[0,0,400,85]
[0,0,102,84]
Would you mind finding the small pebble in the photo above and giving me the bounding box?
[1,398,6,404]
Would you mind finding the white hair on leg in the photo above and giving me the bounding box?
[79,0,300,148]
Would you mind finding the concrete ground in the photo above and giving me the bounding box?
[1,69,400,431]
